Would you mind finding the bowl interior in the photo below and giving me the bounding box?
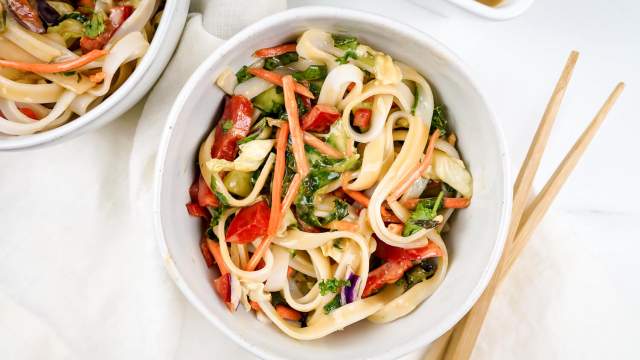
[156,7,509,360]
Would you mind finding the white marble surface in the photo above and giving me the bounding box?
[176,0,640,358]
[0,0,637,359]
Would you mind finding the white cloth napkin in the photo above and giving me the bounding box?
[0,1,284,359]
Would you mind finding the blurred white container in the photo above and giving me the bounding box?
[410,0,535,20]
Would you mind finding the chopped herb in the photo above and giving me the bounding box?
[323,295,342,314]
[395,277,406,288]
[296,95,309,117]
[431,105,448,137]
[210,176,230,206]
[335,50,358,65]
[309,81,323,98]
[319,278,351,296]
[235,65,254,83]
[289,249,297,258]
[62,71,77,77]
[333,239,343,250]
[221,119,233,133]
[84,11,106,38]
[321,199,349,224]
[263,52,299,70]
[270,292,286,306]
[402,191,445,236]
[238,118,267,145]
[332,34,359,51]
[292,65,327,81]
[58,12,89,23]
[263,57,280,71]
[412,88,420,115]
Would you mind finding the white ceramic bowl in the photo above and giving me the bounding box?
[155,6,511,360]
[0,0,189,151]
[410,0,535,20]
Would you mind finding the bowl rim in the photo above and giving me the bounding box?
[439,0,535,20]
[0,0,183,151]
[153,6,512,359]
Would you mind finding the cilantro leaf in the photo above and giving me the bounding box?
[235,65,254,83]
[323,295,342,314]
[84,11,106,39]
[336,50,357,65]
[332,34,359,51]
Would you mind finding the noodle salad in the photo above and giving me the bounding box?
[186,30,473,340]
[0,0,162,135]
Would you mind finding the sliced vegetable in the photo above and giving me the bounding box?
[79,6,133,52]
[207,139,274,173]
[207,239,230,275]
[47,19,84,45]
[374,238,443,262]
[323,295,342,314]
[340,271,360,305]
[335,50,357,65]
[301,104,341,133]
[443,197,470,209]
[18,107,38,120]
[275,304,302,321]
[332,34,358,51]
[292,65,327,82]
[431,105,448,137]
[186,203,208,218]
[302,132,343,159]
[200,241,215,268]
[210,95,254,161]
[225,200,270,244]
[197,175,219,208]
[402,191,444,236]
[254,43,298,58]
[7,0,45,34]
[252,87,284,115]
[0,49,106,73]
[247,67,315,99]
[246,123,289,271]
[362,260,413,298]
[213,273,231,304]
[352,108,372,130]
[222,170,253,197]
[282,75,310,177]
[235,65,254,83]
[263,52,299,70]
[319,278,351,296]
[430,150,473,198]
[295,169,340,226]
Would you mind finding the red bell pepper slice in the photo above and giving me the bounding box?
[374,239,442,262]
[213,273,231,303]
[80,5,134,53]
[225,200,271,244]
[19,108,39,120]
[353,108,372,130]
[197,175,219,208]
[362,259,414,298]
[301,104,341,133]
[210,95,253,160]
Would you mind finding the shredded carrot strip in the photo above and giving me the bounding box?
[246,124,289,271]
[303,132,343,159]
[280,173,301,220]
[0,50,107,74]
[254,43,297,58]
[275,304,302,321]
[443,197,470,209]
[88,71,105,83]
[399,198,420,210]
[207,239,229,275]
[287,267,295,278]
[247,68,315,99]
[380,205,402,223]
[387,129,440,202]
[282,75,310,177]
[341,174,370,207]
[326,220,359,232]
[250,301,261,312]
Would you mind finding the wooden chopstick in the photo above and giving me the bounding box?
[424,53,624,360]
[435,51,581,360]
[505,82,625,274]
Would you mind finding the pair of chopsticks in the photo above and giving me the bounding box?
[425,51,625,360]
